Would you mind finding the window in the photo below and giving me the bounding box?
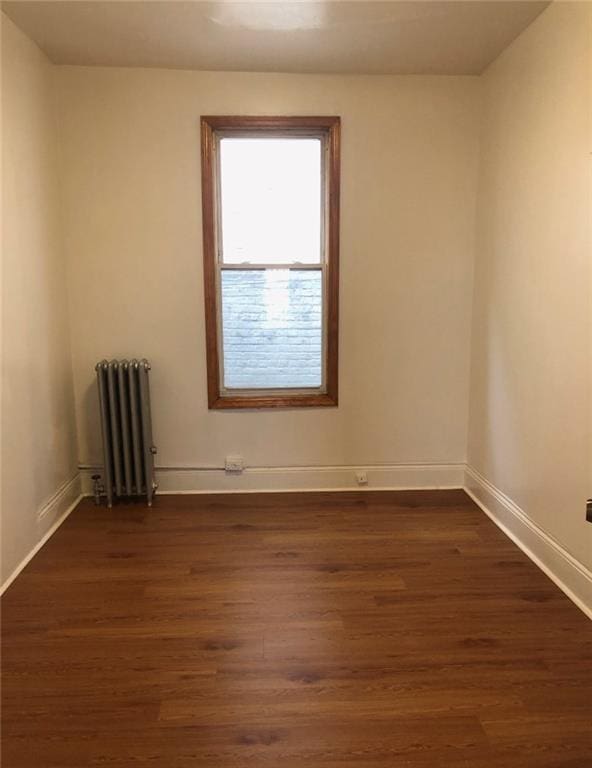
[200,116,340,409]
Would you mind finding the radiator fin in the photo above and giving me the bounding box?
[128,362,144,496]
[117,363,132,496]
[138,363,155,503]
[106,363,123,498]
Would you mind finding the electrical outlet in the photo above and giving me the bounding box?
[355,471,368,486]
[225,455,244,473]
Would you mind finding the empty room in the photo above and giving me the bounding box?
[1,0,591,765]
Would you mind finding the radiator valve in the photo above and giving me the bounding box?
[92,474,104,506]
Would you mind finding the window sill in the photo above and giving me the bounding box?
[209,392,338,409]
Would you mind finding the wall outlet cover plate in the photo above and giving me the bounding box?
[225,456,244,473]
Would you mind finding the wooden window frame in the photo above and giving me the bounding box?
[200,115,340,410]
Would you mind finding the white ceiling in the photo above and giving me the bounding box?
[2,1,550,76]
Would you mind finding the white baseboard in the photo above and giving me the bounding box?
[1,473,83,596]
[79,462,465,495]
[465,465,592,620]
[37,472,81,524]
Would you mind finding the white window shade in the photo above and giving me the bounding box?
[219,138,322,265]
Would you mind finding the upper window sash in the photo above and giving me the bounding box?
[214,133,326,268]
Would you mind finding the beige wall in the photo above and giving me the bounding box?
[468,2,592,569]
[56,68,480,474]
[1,15,79,584]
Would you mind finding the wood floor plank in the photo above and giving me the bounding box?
[2,491,591,767]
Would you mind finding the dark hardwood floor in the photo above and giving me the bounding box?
[2,490,591,767]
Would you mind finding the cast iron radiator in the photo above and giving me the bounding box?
[95,359,157,507]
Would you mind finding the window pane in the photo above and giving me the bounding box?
[221,270,322,389]
[219,138,322,264]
